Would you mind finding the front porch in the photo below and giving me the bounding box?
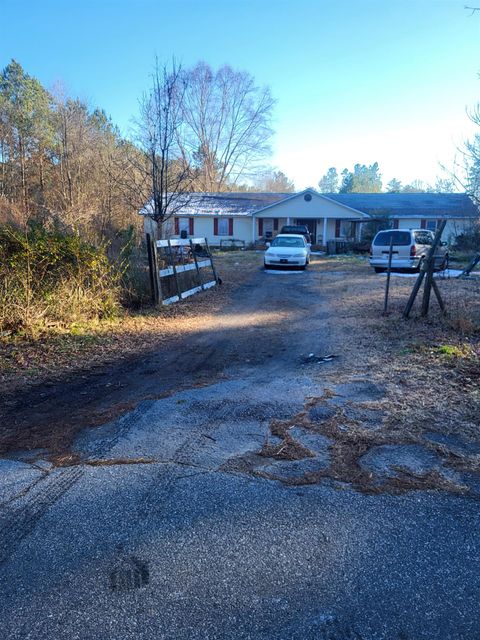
[252,216,365,245]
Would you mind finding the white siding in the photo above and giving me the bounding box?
[254,192,366,221]
[396,218,473,243]
[171,216,253,245]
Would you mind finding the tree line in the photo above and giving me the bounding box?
[317,163,456,195]
[0,59,286,241]
[2,57,478,245]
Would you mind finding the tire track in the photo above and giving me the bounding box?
[0,404,149,568]
[0,466,83,566]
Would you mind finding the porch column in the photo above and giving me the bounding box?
[323,217,328,243]
[286,217,291,225]
[355,222,361,241]
[252,217,256,243]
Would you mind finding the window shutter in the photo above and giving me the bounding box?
[175,218,179,235]
[259,219,264,236]
[189,218,194,235]
[214,218,219,235]
[228,218,233,235]
[335,219,341,237]
[393,219,399,229]
[273,218,278,231]
[420,219,426,229]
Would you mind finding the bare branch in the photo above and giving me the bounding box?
[465,5,480,16]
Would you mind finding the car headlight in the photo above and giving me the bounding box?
[267,252,277,258]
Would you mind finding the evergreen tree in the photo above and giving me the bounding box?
[317,167,339,193]
[386,178,402,193]
[339,162,382,193]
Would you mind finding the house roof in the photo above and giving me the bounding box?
[325,193,479,219]
[140,192,291,217]
[250,188,370,218]
[140,191,478,219]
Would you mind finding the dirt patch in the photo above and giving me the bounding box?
[0,253,261,456]
[252,383,474,495]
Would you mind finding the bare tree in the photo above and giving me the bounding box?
[180,63,275,192]
[254,168,295,192]
[134,59,195,237]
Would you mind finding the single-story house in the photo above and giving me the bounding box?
[141,189,479,246]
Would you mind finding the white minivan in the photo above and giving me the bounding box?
[369,229,448,273]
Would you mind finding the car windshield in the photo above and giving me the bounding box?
[373,231,411,246]
[282,227,306,233]
[271,237,305,248]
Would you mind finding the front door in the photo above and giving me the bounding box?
[295,219,317,243]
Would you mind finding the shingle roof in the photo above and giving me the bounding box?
[141,192,291,217]
[140,191,478,219]
[326,193,479,219]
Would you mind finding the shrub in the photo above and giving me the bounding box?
[0,225,121,335]
[453,224,480,252]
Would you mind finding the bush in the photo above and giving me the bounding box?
[0,225,121,335]
[454,225,480,252]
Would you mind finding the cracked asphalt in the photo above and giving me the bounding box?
[1,259,480,639]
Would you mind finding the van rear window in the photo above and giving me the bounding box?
[373,231,411,246]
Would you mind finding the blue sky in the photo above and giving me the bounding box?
[1,0,479,188]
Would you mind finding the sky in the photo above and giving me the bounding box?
[1,0,480,190]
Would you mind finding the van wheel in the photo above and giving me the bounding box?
[374,267,386,273]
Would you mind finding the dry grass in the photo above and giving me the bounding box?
[0,251,261,395]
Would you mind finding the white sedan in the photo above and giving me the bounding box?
[264,234,311,269]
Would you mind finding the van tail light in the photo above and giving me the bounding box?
[369,245,373,257]
[410,245,416,257]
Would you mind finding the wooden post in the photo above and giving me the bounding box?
[146,233,156,304]
[431,279,446,314]
[204,238,219,284]
[152,238,163,305]
[403,219,446,318]
[146,233,162,306]
[458,253,480,278]
[421,220,447,316]
[403,270,426,319]
[190,239,204,290]
[167,239,181,299]
[421,258,434,316]
[382,235,394,316]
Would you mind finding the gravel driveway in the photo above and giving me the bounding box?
[1,256,479,639]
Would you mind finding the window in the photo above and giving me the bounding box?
[263,219,273,239]
[218,218,229,235]
[414,231,433,246]
[426,220,437,232]
[214,217,233,236]
[175,217,194,236]
[373,231,411,246]
[271,236,305,248]
[178,218,190,234]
